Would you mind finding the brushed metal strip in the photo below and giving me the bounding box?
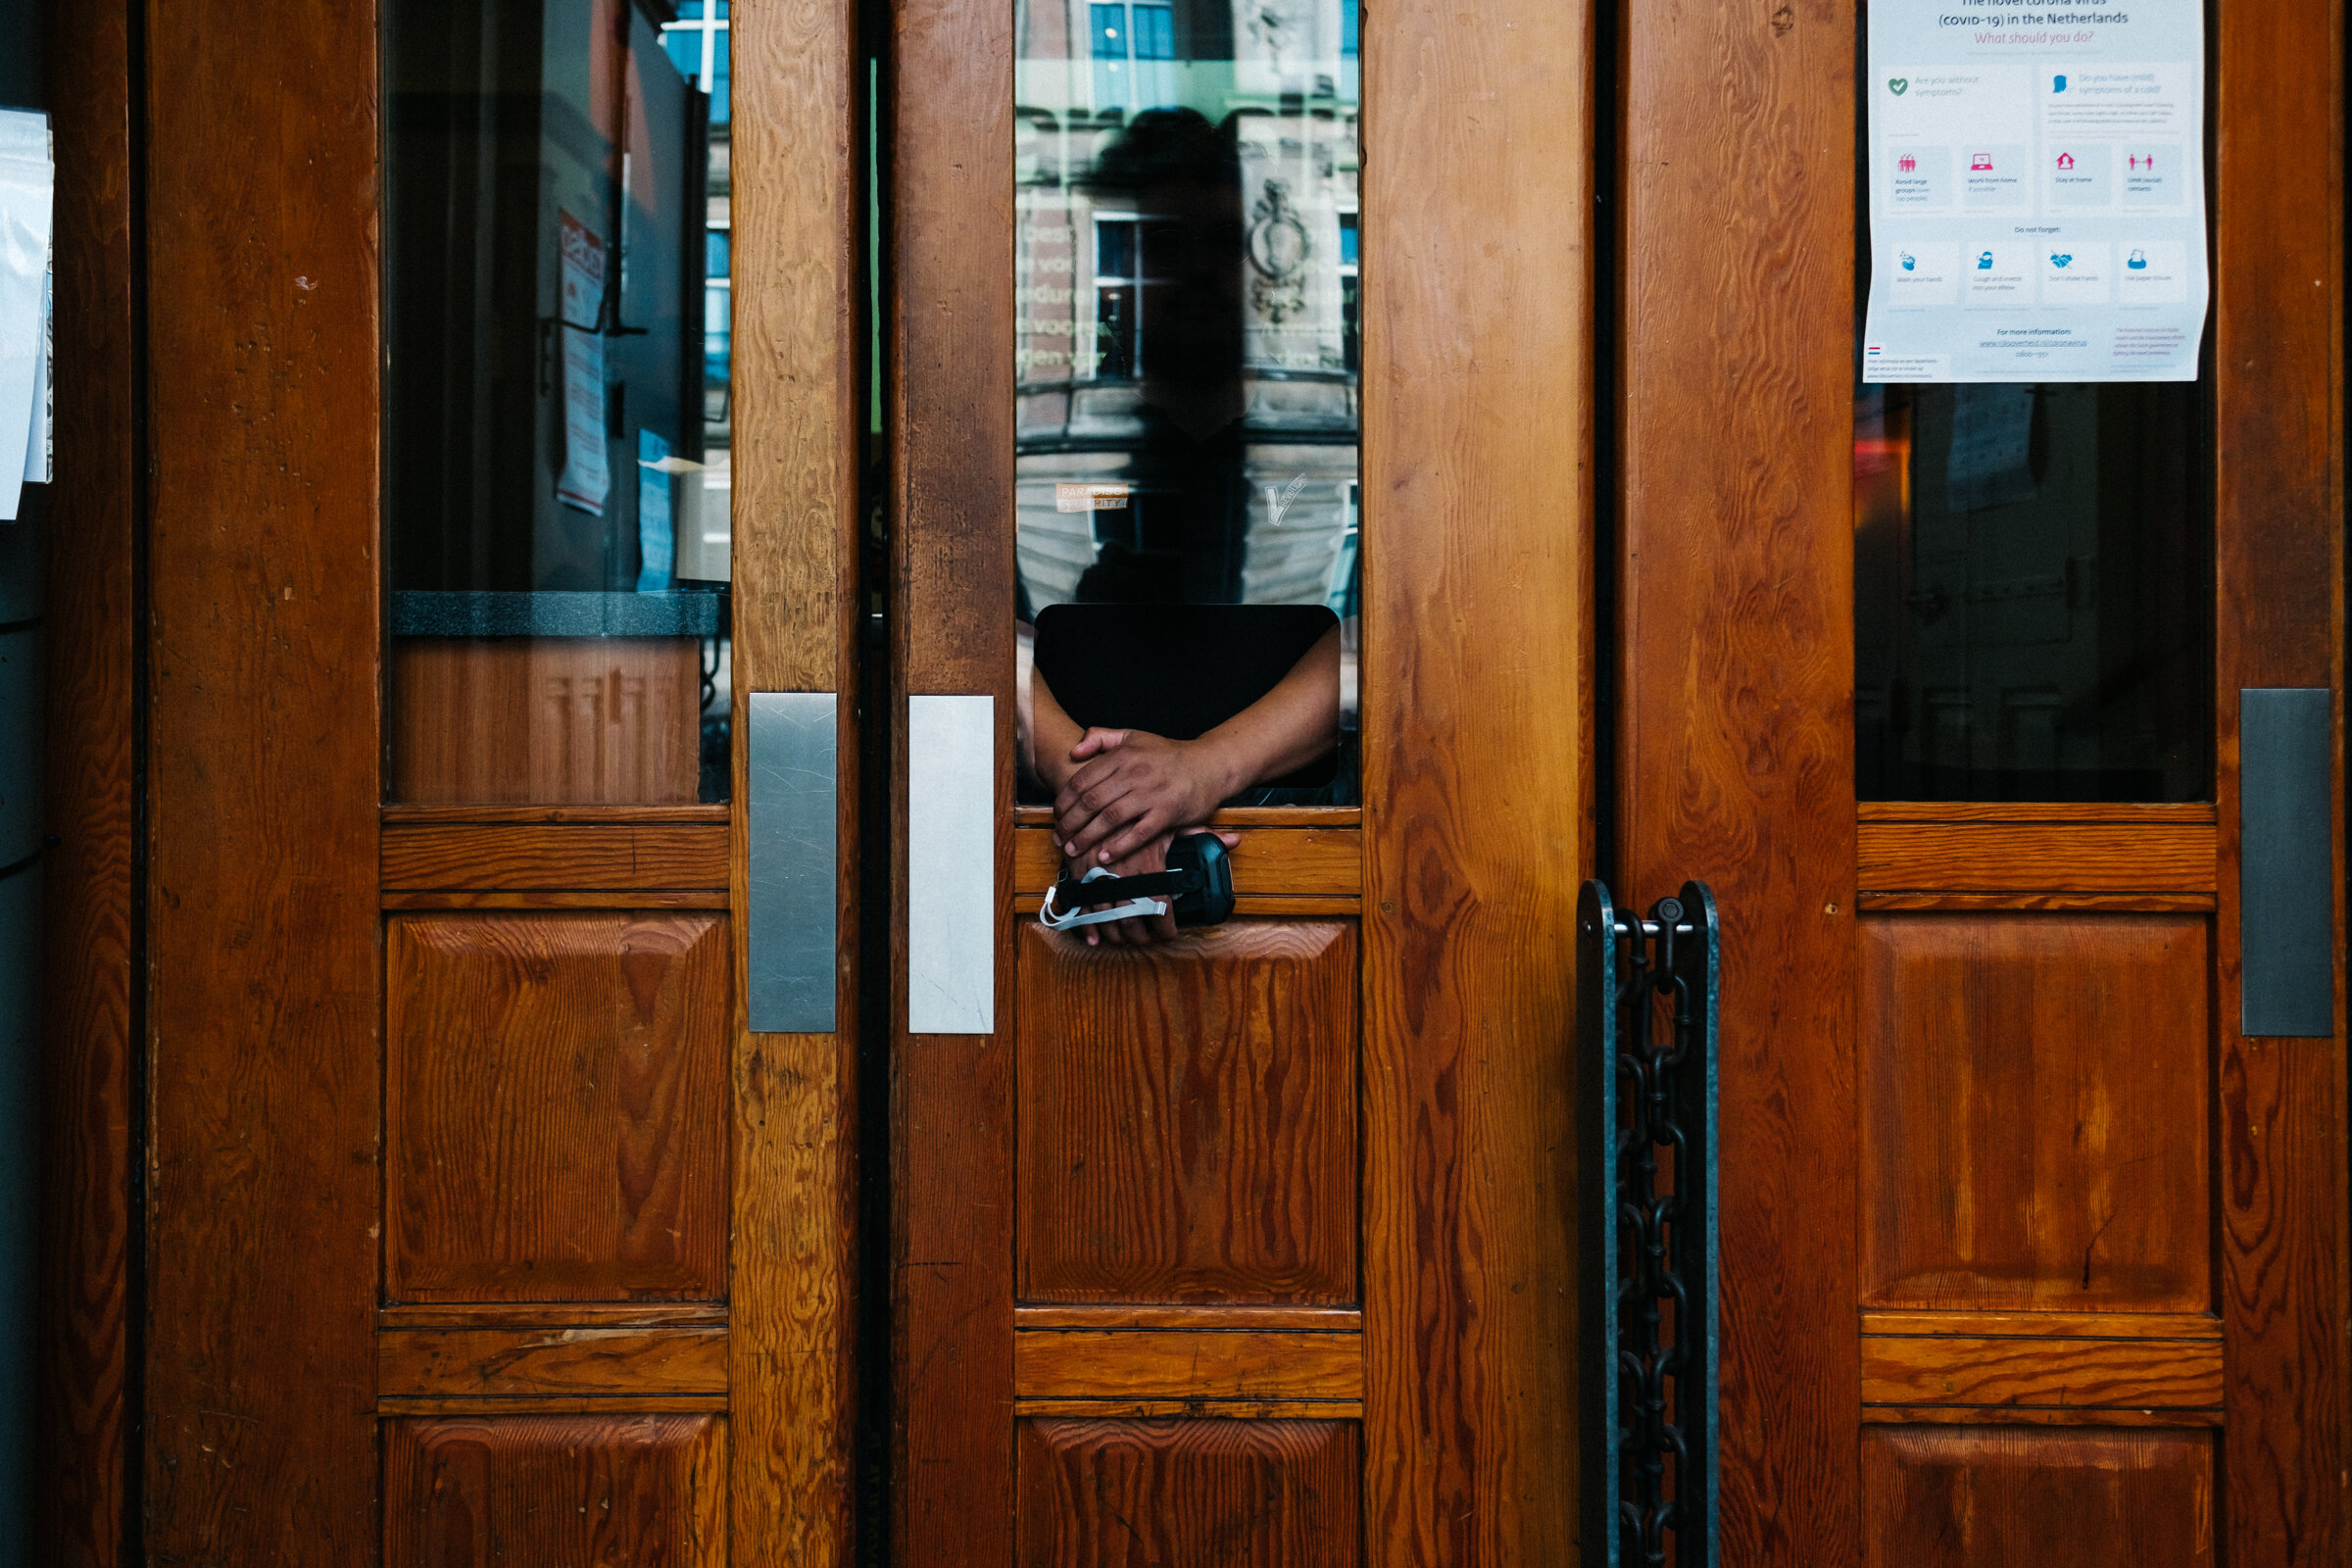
[747,692,838,1033]
[908,695,995,1034]
[2240,687,2334,1038]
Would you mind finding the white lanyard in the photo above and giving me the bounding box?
[1039,866,1168,931]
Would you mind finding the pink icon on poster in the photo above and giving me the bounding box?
[2055,152,2076,171]
[1898,153,1918,173]
[2130,153,2156,172]
[1970,151,1994,172]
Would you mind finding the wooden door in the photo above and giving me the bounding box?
[131,1,862,1563]
[1620,2,2344,1565]
[887,0,1594,1559]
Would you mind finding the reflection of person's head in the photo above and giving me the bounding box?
[1073,542,1181,604]
[1089,109,1245,420]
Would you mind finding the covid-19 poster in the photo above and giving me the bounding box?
[1861,0,2209,383]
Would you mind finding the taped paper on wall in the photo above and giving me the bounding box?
[0,110,53,520]
[1862,1,2209,383]
[555,210,610,514]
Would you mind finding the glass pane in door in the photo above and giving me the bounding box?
[384,0,733,804]
[1014,0,1362,819]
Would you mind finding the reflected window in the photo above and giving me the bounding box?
[1015,0,1362,837]
[386,0,733,804]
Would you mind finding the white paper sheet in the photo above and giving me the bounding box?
[555,210,610,514]
[1862,2,2209,383]
[635,428,673,589]
[0,110,53,519]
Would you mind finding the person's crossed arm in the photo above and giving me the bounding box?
[1030,623,1341,946]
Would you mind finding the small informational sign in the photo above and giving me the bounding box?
[635,428,674,590]
[555,211,611,514]
[1862,1,2209,383]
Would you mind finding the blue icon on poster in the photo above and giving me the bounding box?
[2050,253,2074,269]
[1976,251,1995,270]
[2128,249,2149,270]
[2053,74,2068,92]
[1899,251,1917,271]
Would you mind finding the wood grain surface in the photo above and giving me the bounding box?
[383,1414,726,1568]
[1016,1304,1362,1333]
[1015,1398,1363,1420]
[388,638,704,805]
[1860,1426,2216,1568]
[1014,1332,1363,1402]
[1018,922,1357,1303]
[1856,821,2217,895]
[382,888,732,911]
[888,0,1020,1546]
[36,3,138,1561]
[378,1327,729,1397]
[2213,2,2349,1562]
[1013,826,1361,899]
[1859,1335,2224,1413]
[381,1301,728,1331]
[1861,1309,2221,1342]
[1857,892,2216,913]
[383,803,732,826]
[1858,803,2218,826]
[141,0,384,1554]
[1355,0,1593,1557]
[386,914,730,1300]
[1619,1,1859,1559]
[1017,1417,1360,1568]
[1858,914,2213,1314]
[382,823,730,890]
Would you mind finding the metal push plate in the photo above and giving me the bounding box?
[2240,688,2334,1038]
[907,695,995,1034]
[747,692,838,1033]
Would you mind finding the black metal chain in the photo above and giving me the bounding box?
[1613,896,1696,1567]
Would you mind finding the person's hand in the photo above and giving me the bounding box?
[1065,829,1242,948]
[1054,727,1237,868]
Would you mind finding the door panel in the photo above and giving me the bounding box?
[1857,912,2212,1314]
[1859,1425,2217,1568]
[1016,1416,1363,1568]
[892,0,1592,1557]
[141,0,862,1562]
[383,1414,728,1567]
[1017,921,1359,1304]
[386,912,732,1301]
[1623,3,2343,1565]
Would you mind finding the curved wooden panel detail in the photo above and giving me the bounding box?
[1016,1417,1360,1568]
[1861,1426,2215,1568]
[387,913,730,1300]
[1017,922,1357,1304]
[384,1414,725,1567]
[1859,914,2212,1313]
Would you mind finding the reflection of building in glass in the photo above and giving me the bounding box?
[1014,0,1359,614]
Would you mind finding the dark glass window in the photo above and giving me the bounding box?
[385,0,733,804]
[1854,381,2213,802]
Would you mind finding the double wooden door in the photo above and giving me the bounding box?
[89,0,2342,1564]
[122,0,1589,1564]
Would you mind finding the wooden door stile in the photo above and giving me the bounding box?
[1619,4,1862,1563]
[2212,0,2349,1558]
[1356,0,1595,1558]
[38,0,141,1561]
[888,0,1019,1551]
[142,0,386,1555]
[729,0,866,1559]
